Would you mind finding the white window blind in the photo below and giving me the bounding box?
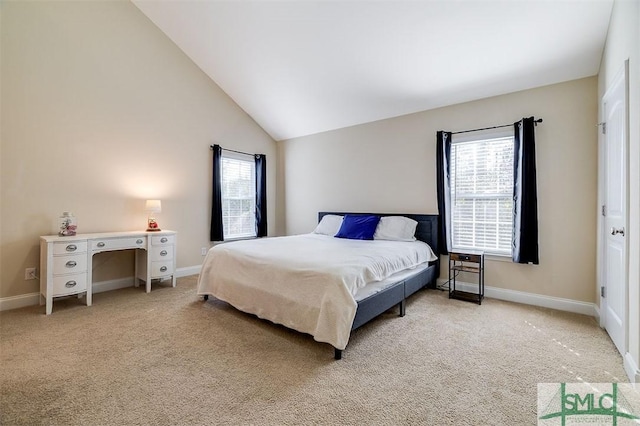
[221,154,256,239]
[450,136,514,255]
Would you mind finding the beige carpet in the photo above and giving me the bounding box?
[0,275,626,425]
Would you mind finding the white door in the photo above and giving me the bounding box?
[601,62,628,356]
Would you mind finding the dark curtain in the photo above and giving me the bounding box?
[255,154,267,237]
[210,144,224,241]
[512,117,539,264]
[436,131,452,255]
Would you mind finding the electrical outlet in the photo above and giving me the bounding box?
[25,267,37,280]
[201,247,208,256]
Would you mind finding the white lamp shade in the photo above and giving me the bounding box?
[145,199,162,213]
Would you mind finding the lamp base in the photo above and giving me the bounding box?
[146,217,161,232]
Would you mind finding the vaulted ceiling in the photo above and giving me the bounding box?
[133,0,614,141]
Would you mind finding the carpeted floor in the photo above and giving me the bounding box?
[0,275,628,425]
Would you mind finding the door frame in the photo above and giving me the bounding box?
[597,60,630,356]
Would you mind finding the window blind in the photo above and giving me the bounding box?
[450,136,514,254]
[221,155,256,239]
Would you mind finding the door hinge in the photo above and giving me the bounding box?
[601,205,606,216]
[601,286,606,298]
[598,122,606,134]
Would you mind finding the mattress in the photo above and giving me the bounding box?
[354,262,431,301]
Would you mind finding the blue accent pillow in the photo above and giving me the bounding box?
[335,215,381,240]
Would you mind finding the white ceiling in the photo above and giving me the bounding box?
[133,0,614,141]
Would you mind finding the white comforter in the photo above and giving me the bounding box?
[197,234,437,350]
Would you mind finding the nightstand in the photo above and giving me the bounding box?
[448,250,485,305]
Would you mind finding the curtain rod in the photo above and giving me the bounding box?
[452,118,543,135]
[210,145,255,157]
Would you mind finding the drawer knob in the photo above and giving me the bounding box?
[65,260,77,268]
[160,237,168,243]
[66,244,77,252]
[97,242,105,248]
[160,266,167,272]
[160,250,168,256]
[136,239,143,244]
[65,280,77,288]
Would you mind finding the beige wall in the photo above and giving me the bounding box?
[0,1,278,299]
[598,0,640,381]
[281,77,598,303]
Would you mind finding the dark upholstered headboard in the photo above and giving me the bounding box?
[318,212,440,257]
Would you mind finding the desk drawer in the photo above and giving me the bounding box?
[52,274,87,296]
[150,246,173,261]
[151,235,174,246]
[52,254,88,275]
[92,237,146,251]
[151,261,173,277]
[53,241,87,255]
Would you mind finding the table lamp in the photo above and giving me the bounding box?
[145,199,162,231]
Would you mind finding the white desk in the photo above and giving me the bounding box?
[39,230,176,315]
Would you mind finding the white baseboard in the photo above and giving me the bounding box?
[176,265,201,277]
[2,273,595,314]
[436,278,597,317]
[0,292,41,312]
[0,267,203,313]
[92,278,135,293]
[624,353,640,384]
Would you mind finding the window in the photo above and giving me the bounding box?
[221,152,256,240]
[450,133,514,255]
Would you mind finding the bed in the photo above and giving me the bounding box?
[197,212,440,359]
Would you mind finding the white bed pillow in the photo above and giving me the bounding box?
[373,216,418,242]
[313,215,344,236]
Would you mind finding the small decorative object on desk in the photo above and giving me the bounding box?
[145,199,162,232]
[58,212,77,236]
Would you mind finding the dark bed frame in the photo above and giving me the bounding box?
[319,212,440,360]
[203,212,440,360]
